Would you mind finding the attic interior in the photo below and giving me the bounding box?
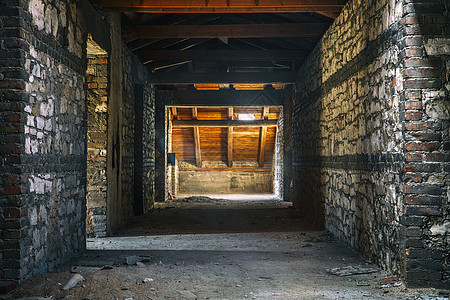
[0,0,449,294]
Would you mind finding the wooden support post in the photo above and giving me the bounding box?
[227,107,233,167]
[192,107,201,167]
[258,126,267,167]
[171,107,178,120]
[263,106,269,120]
[194,127,201,167]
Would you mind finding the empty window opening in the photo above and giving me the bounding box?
[237,114,255,120]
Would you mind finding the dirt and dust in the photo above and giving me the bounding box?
[2,196,449,300]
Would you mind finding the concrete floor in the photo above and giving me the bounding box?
[4,196,449,299]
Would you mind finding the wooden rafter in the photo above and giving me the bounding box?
[136,50,308,62]
[258,126,267,167]
[123,23,329,39]
[172,120,277,127]
[89,0,346,14]
[227,107,233,167]
[150,72,297,84]
[179,168,271,172]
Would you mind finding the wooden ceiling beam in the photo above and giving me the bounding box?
[150,71,297,84]
[123,23,329,39]
[90,0,346,14]
[172,120,278,127]
[137,50,308,61]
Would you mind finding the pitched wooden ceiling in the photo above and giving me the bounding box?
[170,106,281,169]
[89,0,347,87]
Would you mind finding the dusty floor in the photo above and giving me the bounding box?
[3,196,449,300]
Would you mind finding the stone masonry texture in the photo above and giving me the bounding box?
[292,0,449,288]
[1,0,88,280]
[0,0,156,282]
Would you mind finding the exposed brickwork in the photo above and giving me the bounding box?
[0,0,88,280]
[86,52,108,238]
[402,0,449,288]
[0,0,156,282]
[291,0,449,288]
[0,0,28,281]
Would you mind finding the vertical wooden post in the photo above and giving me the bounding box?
[227,107,233,167]
[192,107,201,167]
[171,107,178,120]
[259,106,269,167]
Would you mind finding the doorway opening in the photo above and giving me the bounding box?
[85,35,109,238]
[165,105,284,200]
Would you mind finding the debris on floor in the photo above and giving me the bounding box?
[379,276,402,288]
[62,274,85,290]
[125,255,141,265]
[327,265,379,276]
[70,266,101,273]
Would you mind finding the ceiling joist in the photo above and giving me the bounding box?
[90,0,346,14]
[123,23,329,39]
[150,72,297,84]
[172,120,278,127]
[138,50,308,63]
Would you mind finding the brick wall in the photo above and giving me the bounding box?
[86,51,108,237]
[0,0,156,281]
[1,0,87,280]
[0,0,29,280]
[401,0,449,288]
[292,0,448,288]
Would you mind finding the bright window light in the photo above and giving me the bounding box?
[238,114,255,120]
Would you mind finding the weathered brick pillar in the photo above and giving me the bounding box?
[1,0,88,281]
[0,0,27,280]
[401,0,449,288]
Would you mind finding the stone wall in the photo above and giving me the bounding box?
[292,0,449,288]
[274,109,283,198]
[122,45,155,217]
[0,0,156,281]
[1,0,87,280]
[142,84,155,213]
